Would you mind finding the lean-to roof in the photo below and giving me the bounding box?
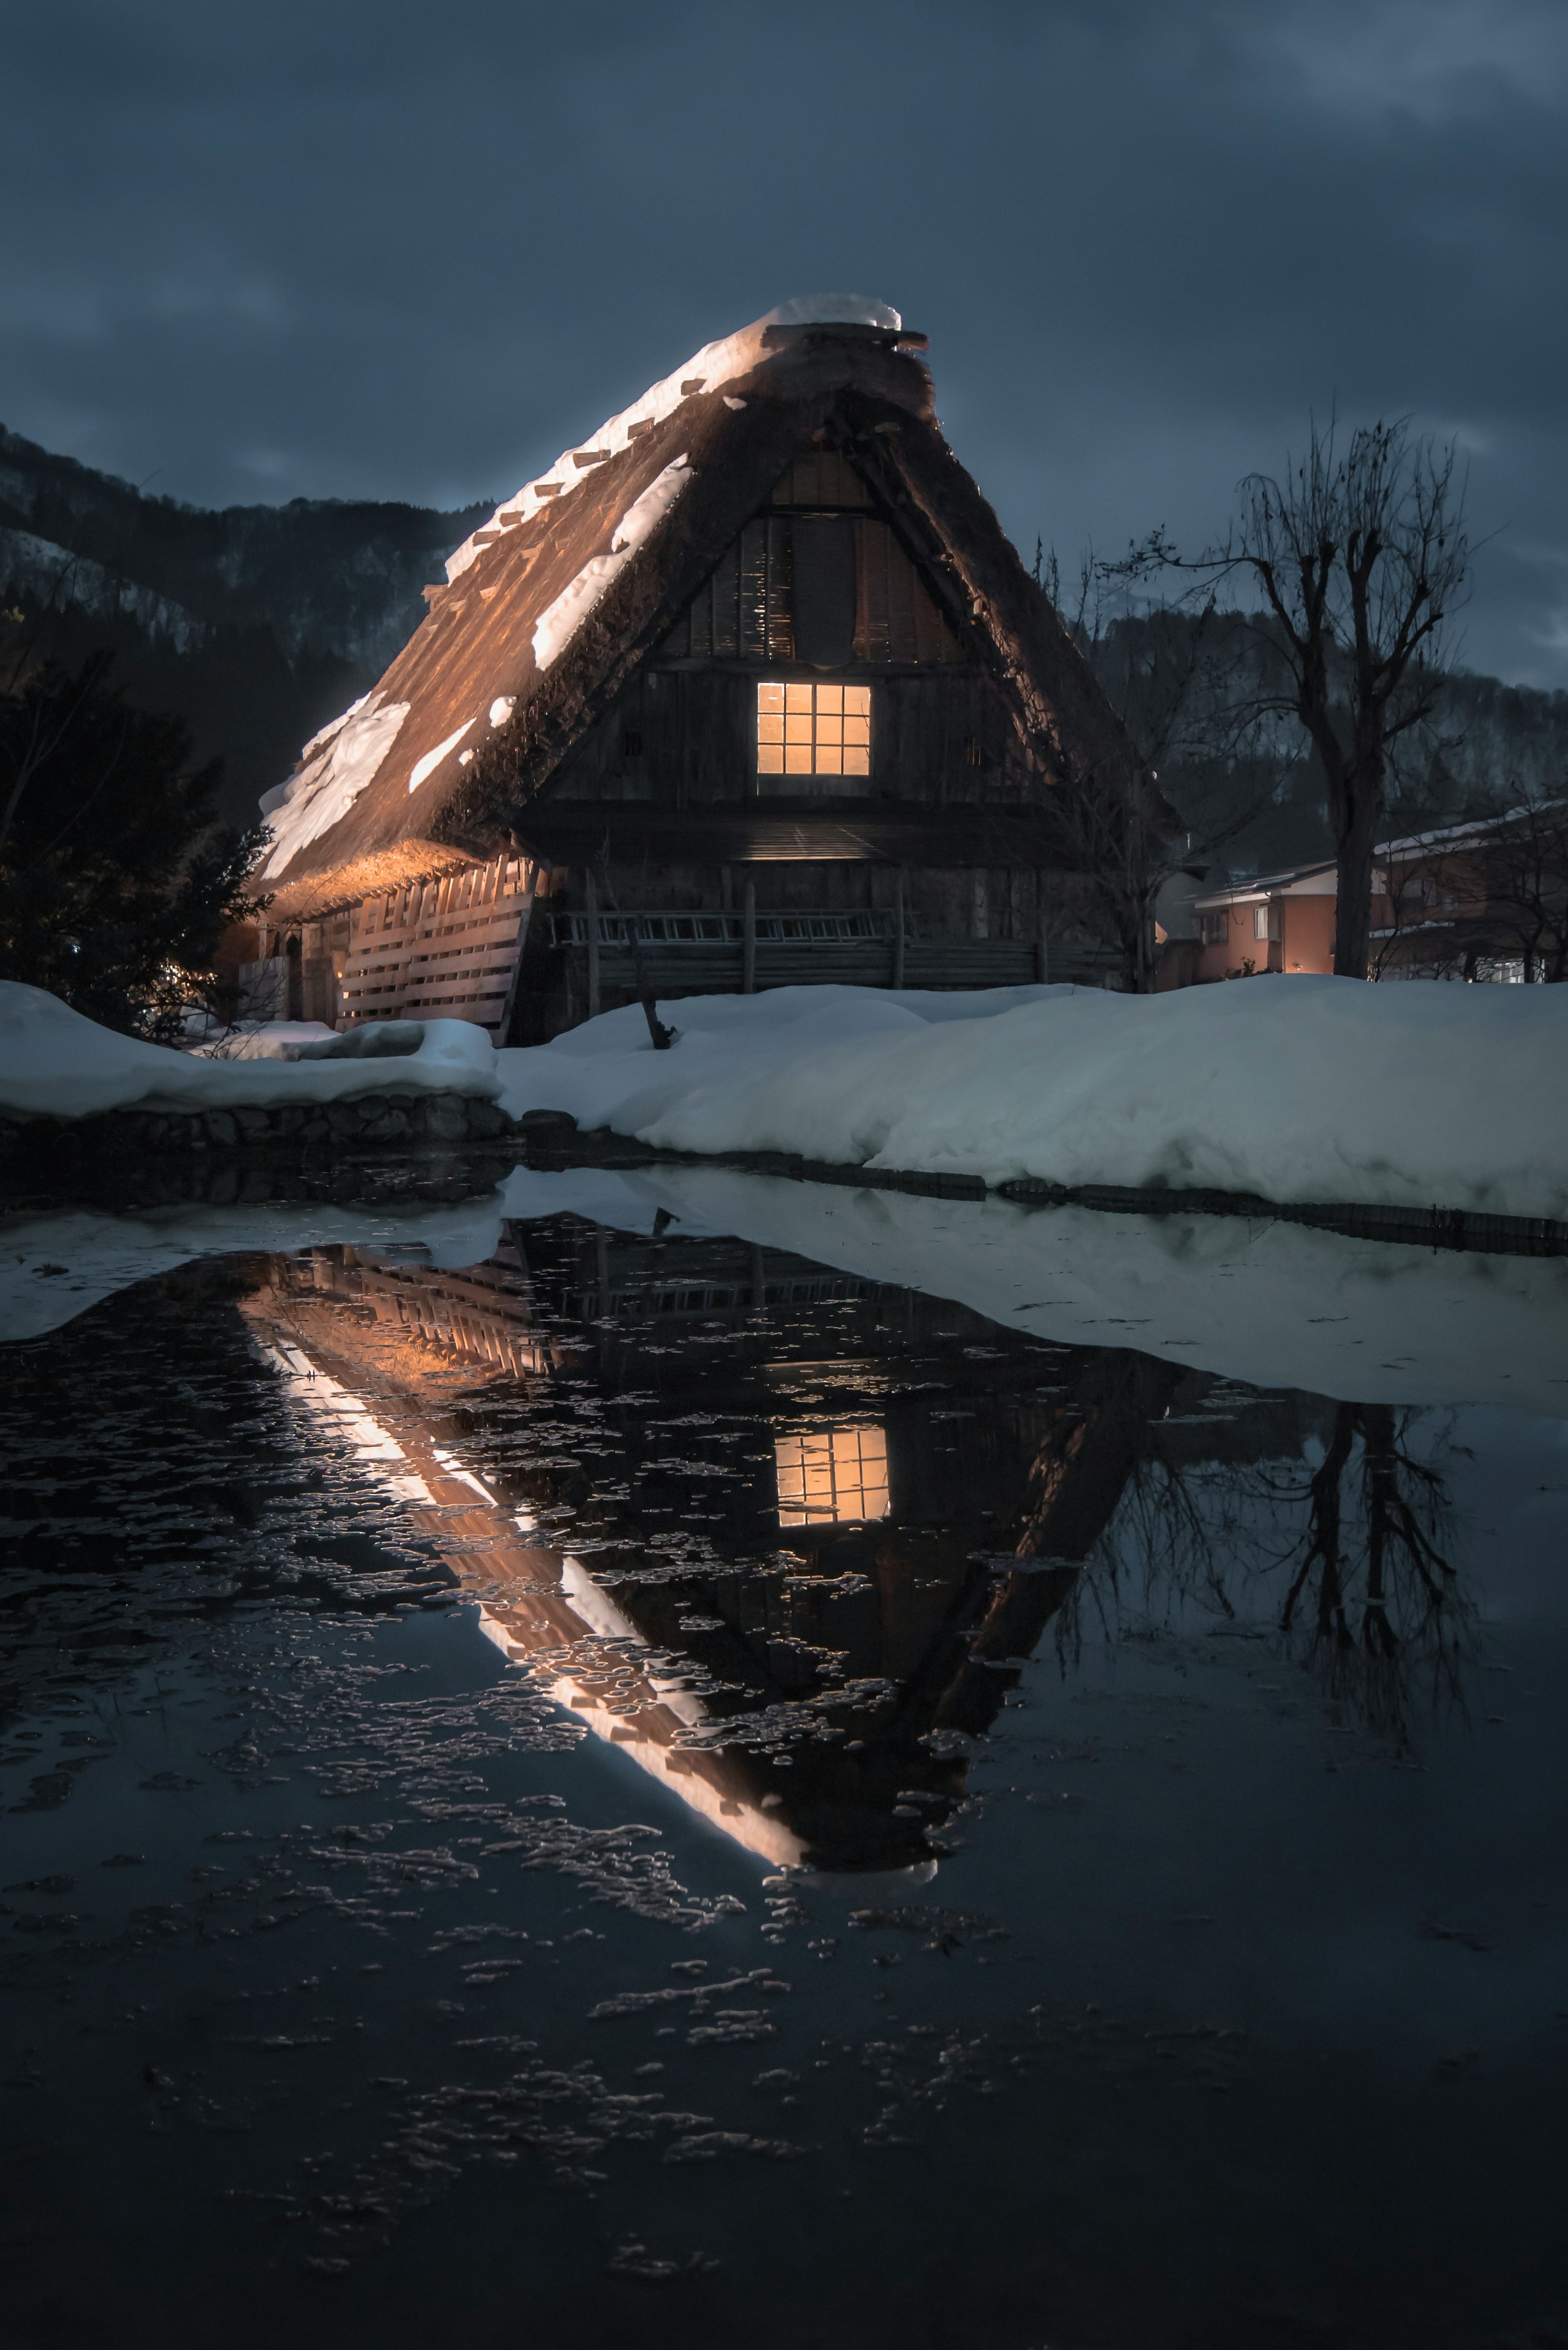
[258,303,1142,918]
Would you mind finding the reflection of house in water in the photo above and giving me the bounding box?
[242,1215,1332,1875]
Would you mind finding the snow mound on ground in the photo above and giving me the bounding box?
[0,985,502,1121]
[189,1022,337,1060]
[493,978,1568,1224]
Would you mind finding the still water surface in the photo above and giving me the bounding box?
[2,1174,1566,2350]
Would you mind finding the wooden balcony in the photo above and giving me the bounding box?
[543,907,1119,999]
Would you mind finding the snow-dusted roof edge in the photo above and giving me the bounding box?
[443,297,906,590]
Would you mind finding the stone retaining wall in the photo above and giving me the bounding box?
[0,1088,519,1163]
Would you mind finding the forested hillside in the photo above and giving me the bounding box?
[0,425,488,826]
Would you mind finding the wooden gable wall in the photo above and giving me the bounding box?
[545,445,1034,813]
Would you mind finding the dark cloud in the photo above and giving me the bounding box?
[5,0,1566,682]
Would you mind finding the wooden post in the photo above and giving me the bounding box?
[742,878,757,994]
[893,867,906,989]
[585,869,601,1019]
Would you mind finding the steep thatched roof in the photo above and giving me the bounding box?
[259,304,1142,918]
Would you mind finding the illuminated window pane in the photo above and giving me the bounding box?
[756,682,873,780]
[775,1423,890,1526]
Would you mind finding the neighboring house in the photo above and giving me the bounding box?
[1371,808,1568,982]
[1189,861,1338,982]
[245,297,1143,1040]
[1187,803,1568,984]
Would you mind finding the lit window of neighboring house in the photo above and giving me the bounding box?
[1253,903,1281,942]
[774,1424,889,1526]
[757,682,871,778]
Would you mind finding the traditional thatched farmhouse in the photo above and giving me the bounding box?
[247,297,1140,1041]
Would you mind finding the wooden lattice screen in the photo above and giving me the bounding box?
[339,855,537,1038]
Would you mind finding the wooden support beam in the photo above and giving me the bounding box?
[742,879,757,994]
[586,870,601,1019]
[893,867,907,989]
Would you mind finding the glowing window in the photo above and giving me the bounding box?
[774,1424,889,1526]
[757,682,871,779]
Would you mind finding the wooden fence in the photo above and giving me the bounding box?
[339,855,537,1038]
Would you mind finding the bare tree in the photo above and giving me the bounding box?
[1198,418,1471,976]
[1038,554,1303,990]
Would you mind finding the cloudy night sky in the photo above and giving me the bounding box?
[4,0,1566,688]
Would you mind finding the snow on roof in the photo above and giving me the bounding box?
[530,454,690,673]
[251,298,1140,919]
[1376,800,1568,857]
[261,694,412,875]
[1194,860,1336,908]
[252,310,936,900]
[440,300,901,591]
[763,294,902,328]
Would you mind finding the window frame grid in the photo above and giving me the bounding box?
[757,680,871,780]
[774,1422,890,1527]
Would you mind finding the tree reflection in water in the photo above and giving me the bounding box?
[1058,1383,1473,1751]
[1281,1401,1472,1745]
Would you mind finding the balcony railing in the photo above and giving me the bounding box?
[547,908,895,948]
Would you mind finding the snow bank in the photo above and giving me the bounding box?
[0,985,502,1122]
[493,977,1568,1224]
[188,1022,336,1061]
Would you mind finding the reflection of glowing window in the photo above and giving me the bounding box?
[757,682,871,778]
[775,1424,889,1525]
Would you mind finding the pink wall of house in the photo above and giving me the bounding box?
[1194,895,1336,983]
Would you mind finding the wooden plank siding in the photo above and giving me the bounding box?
[543,665,1028,809]
[339,854,537,1037]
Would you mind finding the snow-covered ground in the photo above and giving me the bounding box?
[187,1021,337,1060]
[6,975,1565,1228]
[494,977,1568,1223]
[0,985,501,1120]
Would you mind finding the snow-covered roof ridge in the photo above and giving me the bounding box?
[443,298,907,588]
